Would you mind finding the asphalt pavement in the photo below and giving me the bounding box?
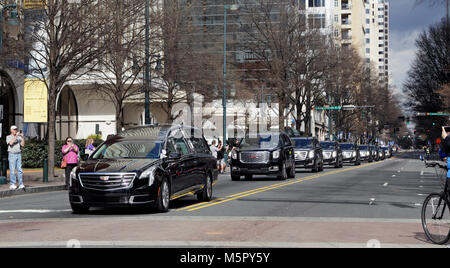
[0,151,447,248]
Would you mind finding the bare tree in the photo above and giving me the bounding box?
[25,0,108,177]
[239,0,331,135]
[89,0,152,134]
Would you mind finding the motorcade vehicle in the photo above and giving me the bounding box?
[358,145,374,162]
[230,132,296,181]
[340,143,361,166]
[69,125,218,214]
[292,137,324,173]
[320,141,344,168]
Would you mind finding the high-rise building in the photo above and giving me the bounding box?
[364,0,389,86]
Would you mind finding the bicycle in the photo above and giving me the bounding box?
[420,156,450,245]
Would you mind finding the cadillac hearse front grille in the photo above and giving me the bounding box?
[79,173,136,191]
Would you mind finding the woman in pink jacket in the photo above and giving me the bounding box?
[62,137,79,187]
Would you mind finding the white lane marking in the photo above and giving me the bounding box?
[392,175,396,178]
[0,210,71,214]
[383,183,389,187]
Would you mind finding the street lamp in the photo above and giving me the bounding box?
[223,3,239,144]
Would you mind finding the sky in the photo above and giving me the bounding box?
[389,0,447,99]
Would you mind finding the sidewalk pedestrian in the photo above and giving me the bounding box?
[6,126,25,190]
[85,138,96,156]
[217,140,226,173]
[62,137,79,187]
[210,140,219,159]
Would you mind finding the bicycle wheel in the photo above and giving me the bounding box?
[422,193,450,245]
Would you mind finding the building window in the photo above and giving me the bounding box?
[309,14,326,29]
[309,0,325,7]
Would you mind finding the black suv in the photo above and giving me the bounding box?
[381,146,392,159]
[230,132,296,181]
[358,145,374,163]
[340,143,361,166]
[69,125,218,214]
[370,145,381,161]
[292,137,324,172]
[320,141,343,168]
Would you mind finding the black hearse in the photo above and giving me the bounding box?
[230,132,296,181]
[69,125,218,214]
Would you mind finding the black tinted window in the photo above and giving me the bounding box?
[189,138,210,154]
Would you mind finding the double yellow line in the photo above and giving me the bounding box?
[177,159,394,212]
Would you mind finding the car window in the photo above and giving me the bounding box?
[190,138,210,154]
[166,129,190,156]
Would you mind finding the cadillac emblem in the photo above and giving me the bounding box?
[100,176,110,181]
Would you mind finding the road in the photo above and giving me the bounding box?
[0,151,447,248]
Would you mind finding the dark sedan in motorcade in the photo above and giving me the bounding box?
[320,141,343,168]
[292,137,324,172]
[358,145,374,163]
[340,143,361,166]
[230,132,296,181]
[69,125,218,214]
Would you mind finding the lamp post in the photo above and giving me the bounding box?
[223,3,239,143]
[144,0,151,125]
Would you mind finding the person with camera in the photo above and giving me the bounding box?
[62,137,79,188]
[6,126,25,190]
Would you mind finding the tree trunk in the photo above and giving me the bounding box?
[47,81,57,179]
[115,103,124,135]
[278,94,285,131]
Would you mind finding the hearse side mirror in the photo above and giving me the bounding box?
[161,149,168,159]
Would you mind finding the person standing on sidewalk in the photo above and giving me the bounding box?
[6,126,25,190]
[62,137,79,187]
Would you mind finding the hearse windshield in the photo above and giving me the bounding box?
[359,146,369,150]
[240,135,281,149]
[92,140,163,160]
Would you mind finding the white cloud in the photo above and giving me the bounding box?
[389,29,422,97]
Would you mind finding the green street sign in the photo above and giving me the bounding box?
[428,113,450,116]
[315,106,342,111]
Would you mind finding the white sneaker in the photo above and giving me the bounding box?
[18,184,25,190]
[9,185,17,190]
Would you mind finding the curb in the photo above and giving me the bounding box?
[0,185,67,199]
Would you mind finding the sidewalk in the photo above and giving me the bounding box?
[0,169,66,198]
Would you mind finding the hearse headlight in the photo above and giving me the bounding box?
[140,166,157,186]
[332,151,337,158]
[353,151,357,157]
[70,167,78,187]
[309,151,315,159]
[273,150,281,159]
